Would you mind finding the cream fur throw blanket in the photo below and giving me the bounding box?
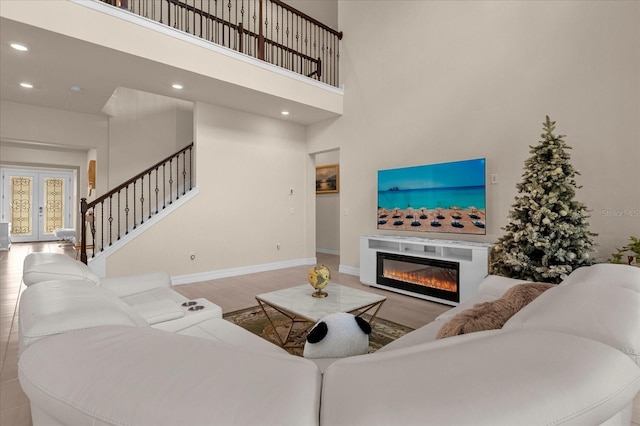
[437,283,554,339]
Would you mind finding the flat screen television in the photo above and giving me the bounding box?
[377,158,486,235]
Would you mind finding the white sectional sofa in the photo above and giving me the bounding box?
[19,253,284,356]
[17,254,640,426]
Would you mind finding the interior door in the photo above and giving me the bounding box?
[0,169,73,243]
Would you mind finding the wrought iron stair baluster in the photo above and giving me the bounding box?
[79,143,194,264]
[99,0,342,87]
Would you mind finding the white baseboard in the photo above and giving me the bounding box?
[316,248,340,256]
[339,264,359,276]
[172,257,317,285]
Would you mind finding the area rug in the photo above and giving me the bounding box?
[223,305,414,356]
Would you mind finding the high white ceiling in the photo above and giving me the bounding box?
[0,16,340,125]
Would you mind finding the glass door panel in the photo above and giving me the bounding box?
[1,169,73,242]
[43,177,65,237]
[9,176,33,237]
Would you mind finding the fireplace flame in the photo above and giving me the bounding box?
[383,269,457,292]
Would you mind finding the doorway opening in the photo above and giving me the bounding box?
[314,149,340,264]
[0,168,74,242]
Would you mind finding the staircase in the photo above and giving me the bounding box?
[79,143,194,264]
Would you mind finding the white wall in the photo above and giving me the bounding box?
[106,102,314,276]
[102,88,194,187]
[284,0,339,30]
[308,0,640,268]
[0,101,109,216]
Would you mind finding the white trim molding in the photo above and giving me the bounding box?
[171,257,317,285]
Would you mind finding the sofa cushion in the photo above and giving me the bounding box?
[476,274,531,298]
[119,286,189,306]
[321,329,640,426]
[376,318,445,353]
[437,298,516,338]
[504,264,640,365]
[130,299,185,325]
[437,283,553,338]
[19,326,321,426]
[23,252,100,286]
[99,271,173,298]
[559,263,640,290]
[19,280,148,354]
[175,317,288,355]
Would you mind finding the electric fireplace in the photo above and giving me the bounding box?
[361,236,492,306]
[376,252,460,304]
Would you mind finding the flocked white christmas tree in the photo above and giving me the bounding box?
[490,116,597,283]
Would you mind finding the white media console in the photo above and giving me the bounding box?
[360,235,492,306]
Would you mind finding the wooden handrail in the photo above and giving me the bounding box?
[86,144,193,208]
[167,0,239,31]
[268,0,343,40]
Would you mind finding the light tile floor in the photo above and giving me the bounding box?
[1,243,639,425]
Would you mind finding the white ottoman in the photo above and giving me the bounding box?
[53,228,76,245]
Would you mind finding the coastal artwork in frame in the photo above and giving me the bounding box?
[316,164,339,194]
[377,158,487,235]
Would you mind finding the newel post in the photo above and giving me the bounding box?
[258,0,265,60]
[80,198,88,264]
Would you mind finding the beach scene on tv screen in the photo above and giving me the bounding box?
[377,158,486,235]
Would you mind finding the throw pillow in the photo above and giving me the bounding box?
[436,283,553,339]
[502,282,554,311]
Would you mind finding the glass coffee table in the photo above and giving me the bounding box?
[256,283,386,348]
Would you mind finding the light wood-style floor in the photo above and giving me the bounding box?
[1,242,639,425]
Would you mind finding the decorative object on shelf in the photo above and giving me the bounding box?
[609,236,640,265]
[316,164,339,194]
[308,264,331,298]
[490,116,597,283]
[87,160,96,196]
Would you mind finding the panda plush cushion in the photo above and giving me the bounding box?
[303,312,372,359]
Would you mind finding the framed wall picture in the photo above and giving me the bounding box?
[316,164,339,194]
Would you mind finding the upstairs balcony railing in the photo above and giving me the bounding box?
[79,143,194,264]
[102,0,343,87]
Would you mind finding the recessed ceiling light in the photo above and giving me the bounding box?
[69,85,83,93]
[10,43,28,52]
[19,82,33,89]
[281,111,290,116]
[172,84,183,90]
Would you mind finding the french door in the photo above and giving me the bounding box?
[0,168,73,242]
